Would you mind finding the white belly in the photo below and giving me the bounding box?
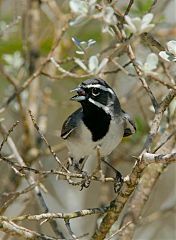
[67,118,124,161]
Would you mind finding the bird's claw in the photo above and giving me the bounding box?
[80,171,91,190]
[114,171,123,193]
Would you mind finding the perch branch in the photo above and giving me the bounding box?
[92,89,176,240]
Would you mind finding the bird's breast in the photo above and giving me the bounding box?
[66,117,124,160]
[99,117,124,156]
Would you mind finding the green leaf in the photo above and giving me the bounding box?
[133,0,153,16]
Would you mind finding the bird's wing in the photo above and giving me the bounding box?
[61,108,83,139]
[121,110,136,137]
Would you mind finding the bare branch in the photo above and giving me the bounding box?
[92,89,176,240]
[0,16,21,37]
[28,110,69,172]
[0,219,58,240]
[141,152,176,164]
[0,206,108,222]
[0,21,70,112]
[0,121,20,152]
[65,219,79,240]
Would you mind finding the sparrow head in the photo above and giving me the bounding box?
[70,78,121,114]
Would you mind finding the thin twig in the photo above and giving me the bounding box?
[0,16,21,37]
[0,123,65,239]
[28,110,68,172]
[0,206,109,222]
[0,182,40,214]
[107,221,132,240]
[153,130,176,153]
[0,121,20,152]
[0,21,70,112]
[147,73,176,90]
[127,45,159,111]
[141,33,165,51]
[0,154,116,183]
[0,219,58,240]
[103,60,132,75]
[124,0,134,17]
[65,219,78,240]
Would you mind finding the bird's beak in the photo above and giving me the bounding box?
[70,87,86,101]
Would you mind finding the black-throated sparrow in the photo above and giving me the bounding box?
[61,78,136,176]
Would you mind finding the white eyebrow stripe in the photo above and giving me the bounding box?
[83,84,114,95]
[88,98,112,116]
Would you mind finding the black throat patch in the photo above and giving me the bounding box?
[82,102,111,142]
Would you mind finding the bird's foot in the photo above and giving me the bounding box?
[65,159,91,189]
[73,162,91,190]
[80,171,91,190]
[114,170,123,193]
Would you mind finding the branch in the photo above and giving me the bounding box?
[92,89,176,240]
[124,0,134,17]
[0,219,57,240]
[141,32,165,51]
[0,64,32,150]
[64,219,79,240]
[141,152,176,164]
[127,45,159,111]
[28,110,68,172]
[0,182,39,214]
[0,21,69,112]
[0,16,21,37]
[0,154,116,184]
[0,121,20,152]
[118,133,175,240]
[147,73,176,91]
[0,122,65,238]
[0,206,108,222]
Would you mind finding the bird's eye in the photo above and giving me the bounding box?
[92,88,100,96]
